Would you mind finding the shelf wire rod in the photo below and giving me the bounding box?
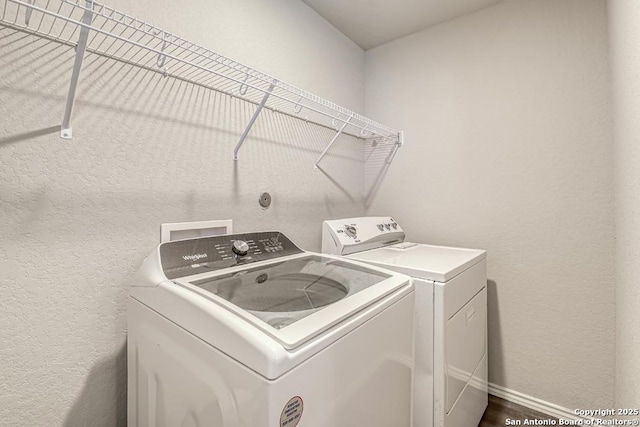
[33,0,50,33]
[56,1,79,41]
[162,38,189,63]
[98,29,134,60]
[233,79,276,160]
[314,115,353,169]
[198,68,247,91]
[172,62,207,81]
[120,19,146,42]
[166,43,210,74]
[89,18,162,66]
[35,0,56,38]
[90,9,130,55]
[6,0,395,138]
[101,9,130,37]
[124,34,160,66]
[159,37,212,79]
[100,10,139,49]
[171,50,216,77]
[60,0,93,139]
[176,55,224,82]
[183,49,287,102]
[86,5,113,46]
[197,68,227,86]
[181,44,262,76]
[40,0,58,36]
[57,1,75,41]
[127,32,168,69]
[105,24,155,65]
[273,96,299,116]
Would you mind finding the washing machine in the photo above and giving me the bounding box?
[128,230,415,427]
[322,217,488,427]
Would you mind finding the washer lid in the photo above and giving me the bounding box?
[347,243,486,282]
[178,254,408,349]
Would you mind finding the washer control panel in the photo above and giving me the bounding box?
[322,217,405,256]
[159,231,303,279]
[344,225,358,238]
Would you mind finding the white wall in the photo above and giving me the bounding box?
[608,0,640,407]
[0,0,365,425]
[365,0,615,409]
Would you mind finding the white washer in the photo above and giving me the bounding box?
[128,230,415,427]
[322,217,488,427]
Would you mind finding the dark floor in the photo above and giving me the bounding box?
[479,395,559,426]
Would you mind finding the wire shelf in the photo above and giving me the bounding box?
[0,0,403,162]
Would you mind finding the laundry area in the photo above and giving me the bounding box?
[1,0,638,426]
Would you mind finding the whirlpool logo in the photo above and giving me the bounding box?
[182,253,208,262]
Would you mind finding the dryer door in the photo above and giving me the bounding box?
[445,287,487,413]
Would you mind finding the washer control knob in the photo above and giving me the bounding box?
[232,240,249,256]
[377,224,384,231]
[384,223,391,230]
[391,223,398,229]
[344,225,357,238]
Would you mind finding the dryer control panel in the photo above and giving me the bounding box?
[159,231,303,279]
[322,217,405,256]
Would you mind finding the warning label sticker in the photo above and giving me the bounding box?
[280,396,303,427]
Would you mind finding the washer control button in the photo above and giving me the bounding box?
[391,223,398,229]
[377,224,384,231]
[232,240,249,256]
[384,223,391,230]
[344,225,357,238]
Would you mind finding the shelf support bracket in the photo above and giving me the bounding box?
[24,0,34,26]
[233,79,277,160]
[60,0,94,139]
[314,115,352,169]
[385,131,404,164]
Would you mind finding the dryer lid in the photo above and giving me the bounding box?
[348,243,486,282]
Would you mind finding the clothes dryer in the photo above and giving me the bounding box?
[128,231,414,427]
[322,217,488,427]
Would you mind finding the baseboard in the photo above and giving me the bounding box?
[488,383,586,421]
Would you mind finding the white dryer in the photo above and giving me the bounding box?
[128,231,415,427]
[322,217,488,427]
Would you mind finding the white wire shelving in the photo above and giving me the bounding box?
[0,0,403,166]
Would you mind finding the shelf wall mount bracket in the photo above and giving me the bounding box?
[233,79,277,161]
[385,131,404,164]
[24,0,34,25]
[314,115,353,170]
[60,0,94,139]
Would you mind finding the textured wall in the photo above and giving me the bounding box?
[0,0,366,425]
[365,0,615,409]
[608,0,640,407]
